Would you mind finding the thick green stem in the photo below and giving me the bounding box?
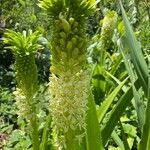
[40,114,52,150]
[65,130,76,150]
[30,118,40,150]
[66,141,76,150]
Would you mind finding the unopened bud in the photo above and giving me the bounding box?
[59,32,67,38]
[73,22,78,28]
[67,41,73,50]
[78,40,84,49]
[71,37,77,45]
[69,17,75,25]
[55,20,62,29]
[60,38,65,46]
[50,66,57,74]
[59,13,71,33]
[74,28,78,33]
[72,48,79,57]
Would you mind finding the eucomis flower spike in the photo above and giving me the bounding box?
[4,29,42,150]
[39,0,95,149]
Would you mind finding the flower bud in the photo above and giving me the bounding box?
[62,19,71,33]
[73,21,79,28]
[61,52,67,60]
[69,17,75,25]
[59,38,66,47]
[71,37,77,45]
[78,41,84,49]
[59,32,67,38]
[50,66,58,74]
[55,46,60,53]
[72,48,79,58]
[55,20,62,29]
[68,58,75,66]
[67,41,73,51]
[73,28,78,33]
[59,13,71,33]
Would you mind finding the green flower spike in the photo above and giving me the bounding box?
[39,0,95,149]
[97,10,118,65]
[4,29,42,150]
[100,10,118,50]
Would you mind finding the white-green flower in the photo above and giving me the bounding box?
[13,88,37,120]
[49,69,90,146]
[39,0,94,148]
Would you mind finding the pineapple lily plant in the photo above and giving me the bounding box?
[3,0,150,150]
[4,30,42,150]
[4,0,104,149]
[38,0,95,149]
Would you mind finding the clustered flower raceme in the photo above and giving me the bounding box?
[99,11,118,50]
[13,88,37,120]
[49,14,91,146]
[13,52,39,122]
[49,69,90,146]
[91,10,118,65]
[50,13,87,75]
[4,30,42,121]
[39,0,94,147]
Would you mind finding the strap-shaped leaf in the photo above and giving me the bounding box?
[101,79,141,146]
[97,77,128,124]
[86,90,104,150]
[119,0,149,95]
[138,74,150,150]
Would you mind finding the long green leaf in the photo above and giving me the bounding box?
[105,71,127,92]
[101,79,140,146]
[111,130,125,150]
[86,90,104,150]
[118,39,145,130]
[40,114,52,150]
[138,76,150,150]
[119,121,130,150]
[97,77,128,124]
[119,0,149,94]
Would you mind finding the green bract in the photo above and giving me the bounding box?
[4,29,42,56]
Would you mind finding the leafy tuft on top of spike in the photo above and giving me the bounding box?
[4,29,42,56]
[38,0,95,20]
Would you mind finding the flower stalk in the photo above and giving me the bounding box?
[39,0,94,148]
[4,29,42,150]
